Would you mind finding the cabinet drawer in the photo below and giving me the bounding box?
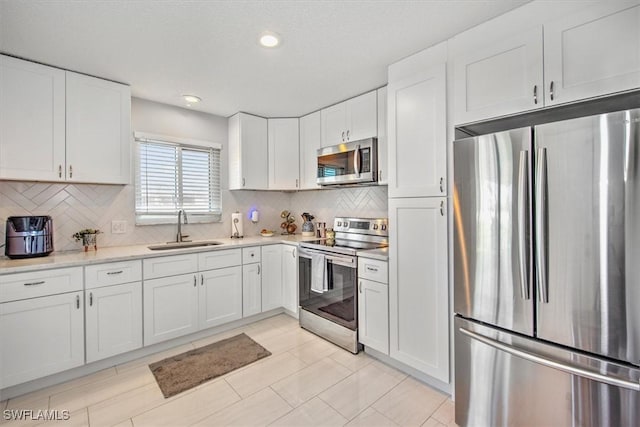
[0,267,83,303]
[358,258,388,284]
[199,249,242,271]
[242,247,261,264]
[85,260,142,289]
[143,254,198,280]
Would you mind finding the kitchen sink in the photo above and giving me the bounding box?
[147,240,223,250]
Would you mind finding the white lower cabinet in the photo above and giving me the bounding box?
[282,245,298,314]
[242,263,262,317]
[200,266,242,329]
[389,197,449,383]
[143,273,199,346]
[0,292,84,388]
[85,282,142,363]
[358,278,389,354]
[261,245,283,312]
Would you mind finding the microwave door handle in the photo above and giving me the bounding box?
[354,144,361,177]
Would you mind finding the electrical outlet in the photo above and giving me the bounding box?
[111,220,127,234]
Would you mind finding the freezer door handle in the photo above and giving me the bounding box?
[535,147,549,303]
[517,150,530,300]
[459,327,640,392]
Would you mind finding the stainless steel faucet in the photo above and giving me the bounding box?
[176,209,190,242]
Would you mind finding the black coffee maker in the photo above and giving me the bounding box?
[5,216,54,259]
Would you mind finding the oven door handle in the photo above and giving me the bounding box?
[326,255,356,268]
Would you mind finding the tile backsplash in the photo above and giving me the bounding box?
[0,181,388,252]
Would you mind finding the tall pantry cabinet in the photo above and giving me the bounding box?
[386,41,450,386]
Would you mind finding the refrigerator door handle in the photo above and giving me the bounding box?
[517,150,530,300]
[459,327,640,392]
[535,147,549,303]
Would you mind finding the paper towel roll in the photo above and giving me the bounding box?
[231,212,243,238]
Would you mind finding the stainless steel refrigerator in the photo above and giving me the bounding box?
[453,108,640,426]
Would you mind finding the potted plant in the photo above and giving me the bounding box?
[72,228,102,252]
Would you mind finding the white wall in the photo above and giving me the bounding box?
[0,97,389,252]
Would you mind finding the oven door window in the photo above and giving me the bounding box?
[299,255,357,330]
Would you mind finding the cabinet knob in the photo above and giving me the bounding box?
[440,200,445,216]
[76,295,80,309]
[58,165,62,178]
[341,131,345,142]
[69,165,73,178]
[359,281,362,293]
[193,275,197,287]
[242,177,246,187]
[346,130,350,140]
[550,81,555,101]
[533,85,538,105]
[440,177,444,193]
[292,248,296,258]
[257,265,261,275]
[89,292,93,306]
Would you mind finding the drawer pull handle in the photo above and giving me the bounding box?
[89,292,93,306]
[107,270,124,275]
[76,295,80,309]
[24,281,45,286]
[366,266,379,272]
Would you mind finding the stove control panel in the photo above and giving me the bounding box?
[333,217,388,237]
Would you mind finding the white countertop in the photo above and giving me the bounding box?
[356,247,389,261]
[0,234,314,275]
[1,234,389,275]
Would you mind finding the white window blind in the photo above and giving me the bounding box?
[135,134,222,224]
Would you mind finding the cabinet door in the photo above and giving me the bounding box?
[261,245,283,312]
[268,118,300,190]
[0,292,84,388]
[389,197,449,383]
[388,63,447,198]
[282,245,298,314]
[453,26,543,124]
[321,101,348,147]
[143,273,198,346]
[228,113,268,190]
[85,282,142,363]
[65,71,131,184]
[242,263,262,317]
[358,278,389,355]
[0,55,65,181]
[299,111,321,189]
[199,266,242,329]
[347,90,378,142]
[544,2,640,106]
[376,87,388,185]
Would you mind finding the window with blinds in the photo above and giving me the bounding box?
[135,134,222,224]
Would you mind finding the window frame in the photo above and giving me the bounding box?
[134,132,223,225]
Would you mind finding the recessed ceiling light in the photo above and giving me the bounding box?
[260,32,280,48]
[182,94,201,104]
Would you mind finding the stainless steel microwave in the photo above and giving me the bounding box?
[317,138,377,186]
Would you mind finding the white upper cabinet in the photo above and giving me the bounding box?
[65,71,131,184]
[452,1,640,124]
[268,118,299,190]
[228,112,268,190]
[321,90,377,146]
[299,111,321,189]
[543,2,640,106]
[0,55,131,184]
[376,87,388,185]
[453,26,543,125]
[387,62,447,198]
[0,55,65,181]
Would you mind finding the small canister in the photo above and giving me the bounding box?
[325,228,335,239]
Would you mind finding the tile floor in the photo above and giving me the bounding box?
[0,314,456,427]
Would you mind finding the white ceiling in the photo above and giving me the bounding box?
[0,0,529,118]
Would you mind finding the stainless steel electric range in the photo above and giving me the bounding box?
[298,217,388,353]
